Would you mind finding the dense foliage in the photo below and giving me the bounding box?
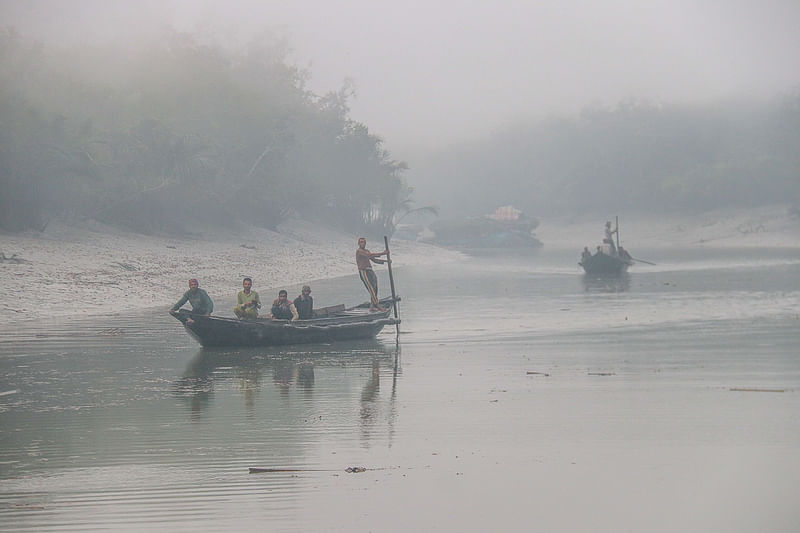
[0,29,413,237]
[414,95,800,217]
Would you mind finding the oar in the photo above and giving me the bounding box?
[616,217,655,265]
[383,236,400,336]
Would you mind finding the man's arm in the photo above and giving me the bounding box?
[171,292,189,311]
[203,291,214,315]
[370,249,388,264]
[289,303,299,321]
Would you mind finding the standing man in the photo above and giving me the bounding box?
[356,237,388,312]
[604,221,618,256]
[170,278,214,316]
[234,277,260,319]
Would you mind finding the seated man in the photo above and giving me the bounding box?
[170,278,213,316]
[270,289,299,321]
[293,285,314,320]
[234,277,260,319]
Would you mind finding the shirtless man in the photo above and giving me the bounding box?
[356,237,389,312]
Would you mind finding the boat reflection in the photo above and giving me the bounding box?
[582,273,631,293]
[172,339,400,422]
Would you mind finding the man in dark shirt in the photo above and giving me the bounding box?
[170,278,214,316]
[270,290,299,321]
[293,285,314,319]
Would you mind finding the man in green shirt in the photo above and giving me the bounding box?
[170,278,214,316]
[234,277,260,319]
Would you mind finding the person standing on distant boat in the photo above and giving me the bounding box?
[170,278,213,316]
[293,285,314,319]
[605,221,618,255]
[234,277,260,319]
[270,290,299,321]
[356,237,389,312]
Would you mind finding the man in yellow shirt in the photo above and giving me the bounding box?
[234,277,260,319]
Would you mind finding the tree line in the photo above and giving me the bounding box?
[0,29,416,237]
[413,94,800,218]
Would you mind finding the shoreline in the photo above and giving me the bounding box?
[2,205,798,328]
[0,219,463,328]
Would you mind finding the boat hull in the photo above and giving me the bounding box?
[171,305,399,347]
[580,253,633,275]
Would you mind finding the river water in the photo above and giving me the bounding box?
[1,247,799,532]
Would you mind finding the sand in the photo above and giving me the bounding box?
[0,219,462,327]
[1,205,798,327]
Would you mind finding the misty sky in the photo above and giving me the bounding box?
[3,0,799,156]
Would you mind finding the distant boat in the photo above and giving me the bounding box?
[424,205,542,251]
[579,217,634,275]
[171,298,400,347]
[579,251,633,275]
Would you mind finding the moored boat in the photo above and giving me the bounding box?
[171,298,400,347]
[424,205,542,251]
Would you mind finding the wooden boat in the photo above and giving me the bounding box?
[579,251,633,275]
[171,298,400,347]
[425,206,542,251]
[579,217,635,275]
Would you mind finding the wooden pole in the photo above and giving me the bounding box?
[383,236,400,329]
[615,215,620,252]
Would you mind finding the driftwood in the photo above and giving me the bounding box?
[249,466,368,474]
[113,261,139,271]
[729,388,785,393]
[0,252,30,264]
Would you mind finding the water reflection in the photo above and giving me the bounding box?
[582,273,631,293]
[172,341,401,424]
[360,359,381,427]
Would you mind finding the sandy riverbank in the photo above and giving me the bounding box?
[2,205,798,327]
[0,219,463,327]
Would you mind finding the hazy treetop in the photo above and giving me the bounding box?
[3,0,799,155]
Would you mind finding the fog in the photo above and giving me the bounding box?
[2,0,799,228]
[5,0,799,154]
